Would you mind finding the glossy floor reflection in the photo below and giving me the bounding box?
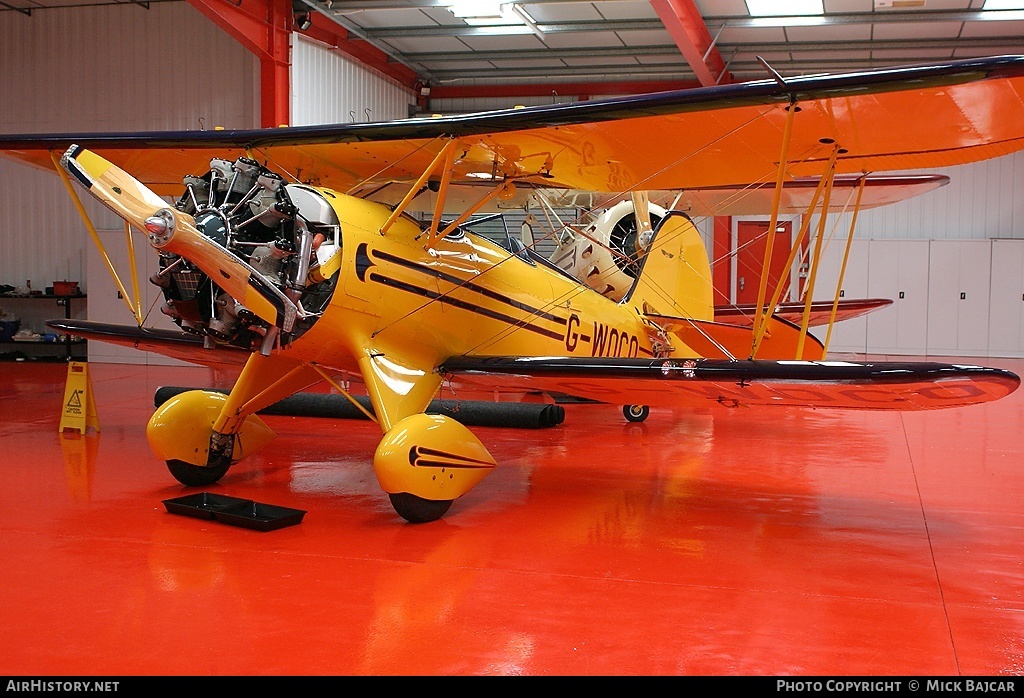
[1,358,1022,676]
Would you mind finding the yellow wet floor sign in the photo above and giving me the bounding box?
[60,361,100,433]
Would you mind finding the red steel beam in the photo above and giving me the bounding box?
[650,0,733,86]
[188,0,291,127]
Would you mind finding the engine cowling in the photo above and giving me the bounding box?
[152,157,343,351]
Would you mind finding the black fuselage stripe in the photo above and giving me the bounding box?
[368,273,565,341]
[412,459,495,470]
[370,248,568,325]
[413,445,494,465]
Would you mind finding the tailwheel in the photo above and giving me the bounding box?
[623,404,650,423]
[389,493,453,524]
[166,456,230,487]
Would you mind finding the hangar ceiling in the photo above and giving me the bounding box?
[295,0,1024,88]
[2,0,1023,90]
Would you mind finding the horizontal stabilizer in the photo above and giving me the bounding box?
[440,356,1019,411]
[647,313,824,361]
[714,298,893,328]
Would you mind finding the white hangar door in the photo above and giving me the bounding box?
[988,239,1024,358]
[865,240,930,356]
[926,240,991,358]
[811,238,870,355]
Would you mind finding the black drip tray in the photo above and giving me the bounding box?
[163,492,248,520]
[163,492,306,531]
[215,500,307,531]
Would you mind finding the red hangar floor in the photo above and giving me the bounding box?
[0,356,1022,677]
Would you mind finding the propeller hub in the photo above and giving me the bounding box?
[144,208,176,247]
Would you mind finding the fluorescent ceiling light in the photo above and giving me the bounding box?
[448,1,503,18]
[447,2,537,31]
[749,15,828,27]
[983,1,1024,9]
[746,0,824,15]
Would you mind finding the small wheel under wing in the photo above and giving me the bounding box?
[389,492,453,523]
[623,404,650,423]
[167,458,230,487]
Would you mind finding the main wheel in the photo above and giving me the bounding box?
[167,458,230,487]
[623,404,650,423]
[389,492,453,523]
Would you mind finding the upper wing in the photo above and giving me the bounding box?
[1,56,1023,195]
[440,356,1019,412]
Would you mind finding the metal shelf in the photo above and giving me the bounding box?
[0,294,88,361]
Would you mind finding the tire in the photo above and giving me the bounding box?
[389,492,453,523]
[167,458,230,487]
[623,404,650,423]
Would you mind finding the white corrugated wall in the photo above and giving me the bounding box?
[814,153,1024,241]
[290,36,414,126]
[428,94,578,114]
[0,2,260,292]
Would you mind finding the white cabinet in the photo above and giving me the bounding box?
[811,237,870,354]
[988,239,1024,358]
[926,240,991,358]
[802,237,1020,359]
[865,240,930,355]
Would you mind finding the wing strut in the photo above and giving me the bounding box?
[435,181,513,240]
[749,145,839,358]
[822,174,868,355]
[50,150,145,325]
[749,99,797,353]
[424,143,458,243]
[310,364,378,424]
[122,219,143,322]
[378,138,458,237]
[795,147,840,359]
[752,149,836,352]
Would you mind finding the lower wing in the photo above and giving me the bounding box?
[51,321,1020,412]
[46,319,250,369]
[440,356,1019,411]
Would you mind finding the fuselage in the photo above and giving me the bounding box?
[289,191,669,375]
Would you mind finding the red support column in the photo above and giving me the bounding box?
[187,0,291,128]
[713,216,732,305]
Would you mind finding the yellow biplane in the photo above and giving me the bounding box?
[2,55,1023,523]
